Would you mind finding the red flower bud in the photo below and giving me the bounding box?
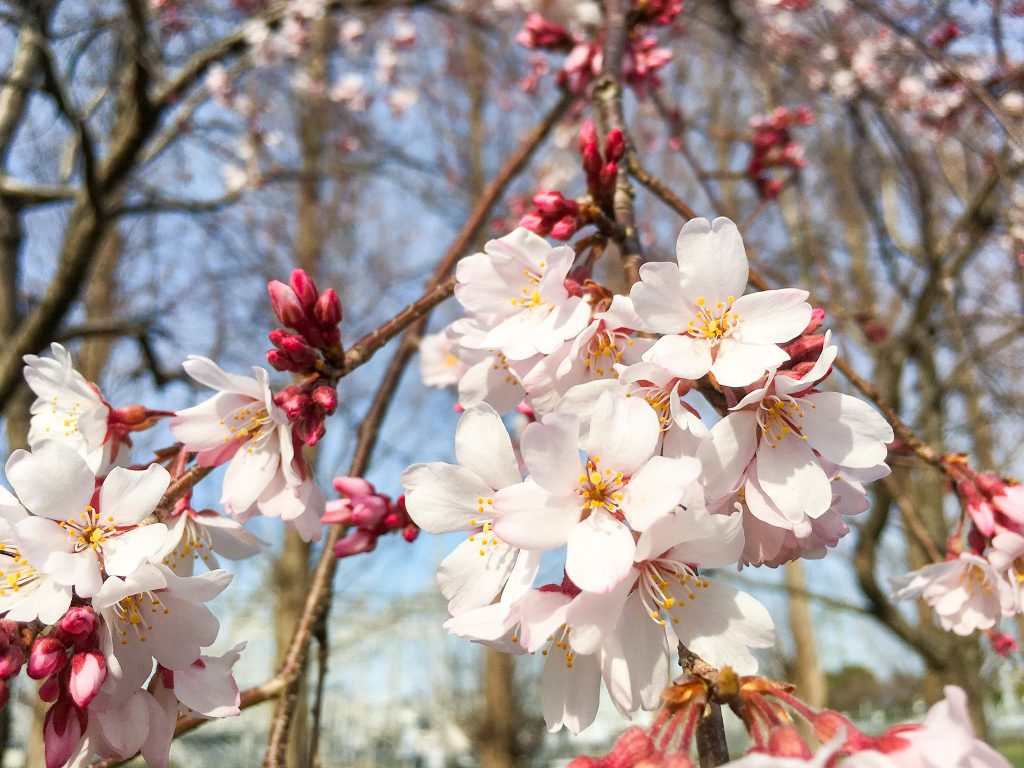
[0,645,22,678]
[28,637,66,680]
[579,120,598,153]
[603,129,625,164]
[68,651,106,709]
[333,529,378,559]
[311,385,338,412]
[268,281,306,328]
[314,289,343,328]
[604,726,653,768]
[766,725,811,758]
[402,524,420,543]
[289,269,320,314]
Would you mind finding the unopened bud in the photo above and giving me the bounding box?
[39,676,60,702]
[268,281,306,328]
[60,607,97,638]
[604,726,654,768]
[0,646,21,678]
[28,637,65,680]
[578,120,598,153]
[289,269,320,314]
[550,215,580,241]
[266,350,295,372]
[603,129,625,163]
[402,524,420,543]
[311,385,338,413]
[333,476,376,497]
[68,651,106,708]
[314,289,343,328]
[333,529,378,559]
[767,725,811,758]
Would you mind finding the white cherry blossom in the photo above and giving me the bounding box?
[454,228,591,361]
[630,217,812,386]
[493,391,699,592]
[402,404,537,614]
[170,357,323,541]
[8,442,169,598]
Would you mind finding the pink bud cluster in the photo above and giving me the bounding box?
[519,191,584,240]
[927,21,962,48]
[568,726,693,768]
[746,106,814,200]
[322,477,419,559]
[581,121,624,211]
[267,269,344,446]
[516,13,574,50]
[633,0,684,26]
[29,608,107,768]
[777,307,828,378]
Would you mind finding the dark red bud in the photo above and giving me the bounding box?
[289,269,320,314]
[314,289,342,328]
[28,637,65,680]
[603,129,625,163]
[311,385,337,412]
[268,281,306,328]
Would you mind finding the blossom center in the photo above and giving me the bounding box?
[0,544,39,595]
[959,563,994,595]
[113,592,169,645]
[223,405,275,450]
[59,505,118,552]
[758,394,813,447]
[583,330,632,377]
[576,457,625,515]
[686,296,739,343]
[639,559,709,627]
[540,624,575,669]
[468,498,498,557]
[509,264,546,308]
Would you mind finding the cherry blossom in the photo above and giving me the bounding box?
[890,554,1013,635]
[631,217,812,387]
[493,391,699,592]
[454,228,591,361]
[402,404,537,614]
[170,357,324,541]
[8,442,169,599]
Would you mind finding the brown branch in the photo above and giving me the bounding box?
[679,646,728,767]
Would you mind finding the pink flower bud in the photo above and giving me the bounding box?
[44,697,88,768]
[39,676,60,702]
[518,211,548,235]
[579,121,598,153]
[989,630,1019,657]
[0,646,22,678]
[603,129,625,163]
[28,638,66,680]
[334,476,376,497]
[295,416,325,447]
[604,726,653,768]
[311,385,337,412]
[289,269,320,313]
[321,499,355,526]
[266,350,295,372]
[532,190,568,216]
[766,725,811,758]
[68,651,106,708]
[402,524,419,543]
[333,529,378,559]
[314,289,343,328]
[550,215,580,241]
[268,280,306,328]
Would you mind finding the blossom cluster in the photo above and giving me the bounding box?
[515,0,677,96]
[407,216,894,733]
[746,106,814,200]
[0,268,351,766]
[891,466,1024,642]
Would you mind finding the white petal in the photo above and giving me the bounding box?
[730,289,811,344]
[643,334,713,380]
[438,537,518,615]
[492,482,577,551]
[103,524,169,576]
[673,580,774,675]
[455,405,521,490]
[756,439,833,521]
[710,340,788,387]
[401,463,494,533]
[621,456,700,531]
[182,356,263,399]
[586,391,659,475]
[541,650,600,735]
[697,411,758,504]
[675,217,748,302]
[799,391,893,468]
[520,413,580,495]
[100,465,170,526]
[222,444,279,512]
[630,261,689,334]
[7,442,95,520]
[565,512,635,593]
